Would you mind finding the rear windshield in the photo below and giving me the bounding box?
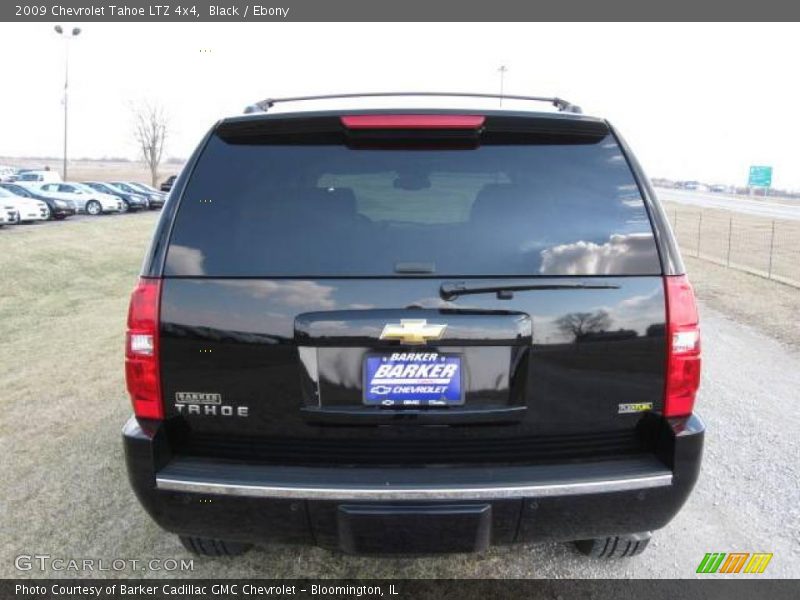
[165,132,660,277]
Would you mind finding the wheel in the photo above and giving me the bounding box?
[43,205,52,220]
[179,536,252,557]
[86,200,102,216]
[120,200,130,213]
[573,532,651,558]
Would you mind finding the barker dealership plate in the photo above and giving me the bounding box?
[363,352,463,407]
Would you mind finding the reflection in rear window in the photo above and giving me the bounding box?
[165,133,661,277]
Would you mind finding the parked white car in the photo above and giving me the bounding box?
[0,200,19,226]
[29,182,123,215]
[0,187,48,222]
[15,170,62,183]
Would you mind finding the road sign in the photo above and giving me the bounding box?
[748,166,772,188]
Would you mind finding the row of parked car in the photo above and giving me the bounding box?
[0,170,170,227]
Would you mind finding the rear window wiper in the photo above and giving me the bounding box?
[440,281,620,301]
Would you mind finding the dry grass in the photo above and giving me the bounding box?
[663,202,800,287]
[0,213,162,577]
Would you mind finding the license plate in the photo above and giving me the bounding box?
[363,352,463,407]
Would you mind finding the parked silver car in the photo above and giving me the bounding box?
[28,182,123,215]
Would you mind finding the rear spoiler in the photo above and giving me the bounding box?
[216,111,609,146]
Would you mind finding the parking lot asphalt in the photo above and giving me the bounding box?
[1,213,798,578]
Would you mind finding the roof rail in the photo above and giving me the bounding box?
[243,92,582,115]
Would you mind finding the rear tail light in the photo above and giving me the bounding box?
[125,278,163,419]
[341,115,485,129]
[664,275,701,417]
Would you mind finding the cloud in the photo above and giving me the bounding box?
[607,286,664,335]
[165,245,205,275]
[539,233,658,275]
[216,280,336,309]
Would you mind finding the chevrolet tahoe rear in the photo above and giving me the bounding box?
[123,95,703,557]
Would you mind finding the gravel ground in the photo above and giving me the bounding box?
[1,214,798,578]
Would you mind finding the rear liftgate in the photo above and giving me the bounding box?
[295,304,531,553]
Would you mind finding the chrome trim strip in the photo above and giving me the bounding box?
[156,472,672,501]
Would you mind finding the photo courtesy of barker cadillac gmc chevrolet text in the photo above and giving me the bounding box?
[123,93,703,558]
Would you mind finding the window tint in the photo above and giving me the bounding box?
[165,133,661,277]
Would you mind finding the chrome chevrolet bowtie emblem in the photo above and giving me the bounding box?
[379,319,447,345]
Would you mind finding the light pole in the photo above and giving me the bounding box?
[497,65,508,107]
[54,25,81,180]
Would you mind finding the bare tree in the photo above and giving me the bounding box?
[132,101,169,187]
[555,310,612,341]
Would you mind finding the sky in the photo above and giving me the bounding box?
[1,22,799,189]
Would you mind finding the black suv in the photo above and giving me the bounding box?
[124,94,703,558]
[160,175,177,192]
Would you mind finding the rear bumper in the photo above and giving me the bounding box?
[156,457,673,501]
[123,414,704,553]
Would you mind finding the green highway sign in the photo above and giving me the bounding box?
[748,166,772,188]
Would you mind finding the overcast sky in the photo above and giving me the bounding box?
[1,22,798,188]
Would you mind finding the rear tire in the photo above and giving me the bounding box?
[86,200,102,216]
[179,536,252,557]
[573,532,651,558]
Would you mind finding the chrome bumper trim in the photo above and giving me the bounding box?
[156,472,672,501]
